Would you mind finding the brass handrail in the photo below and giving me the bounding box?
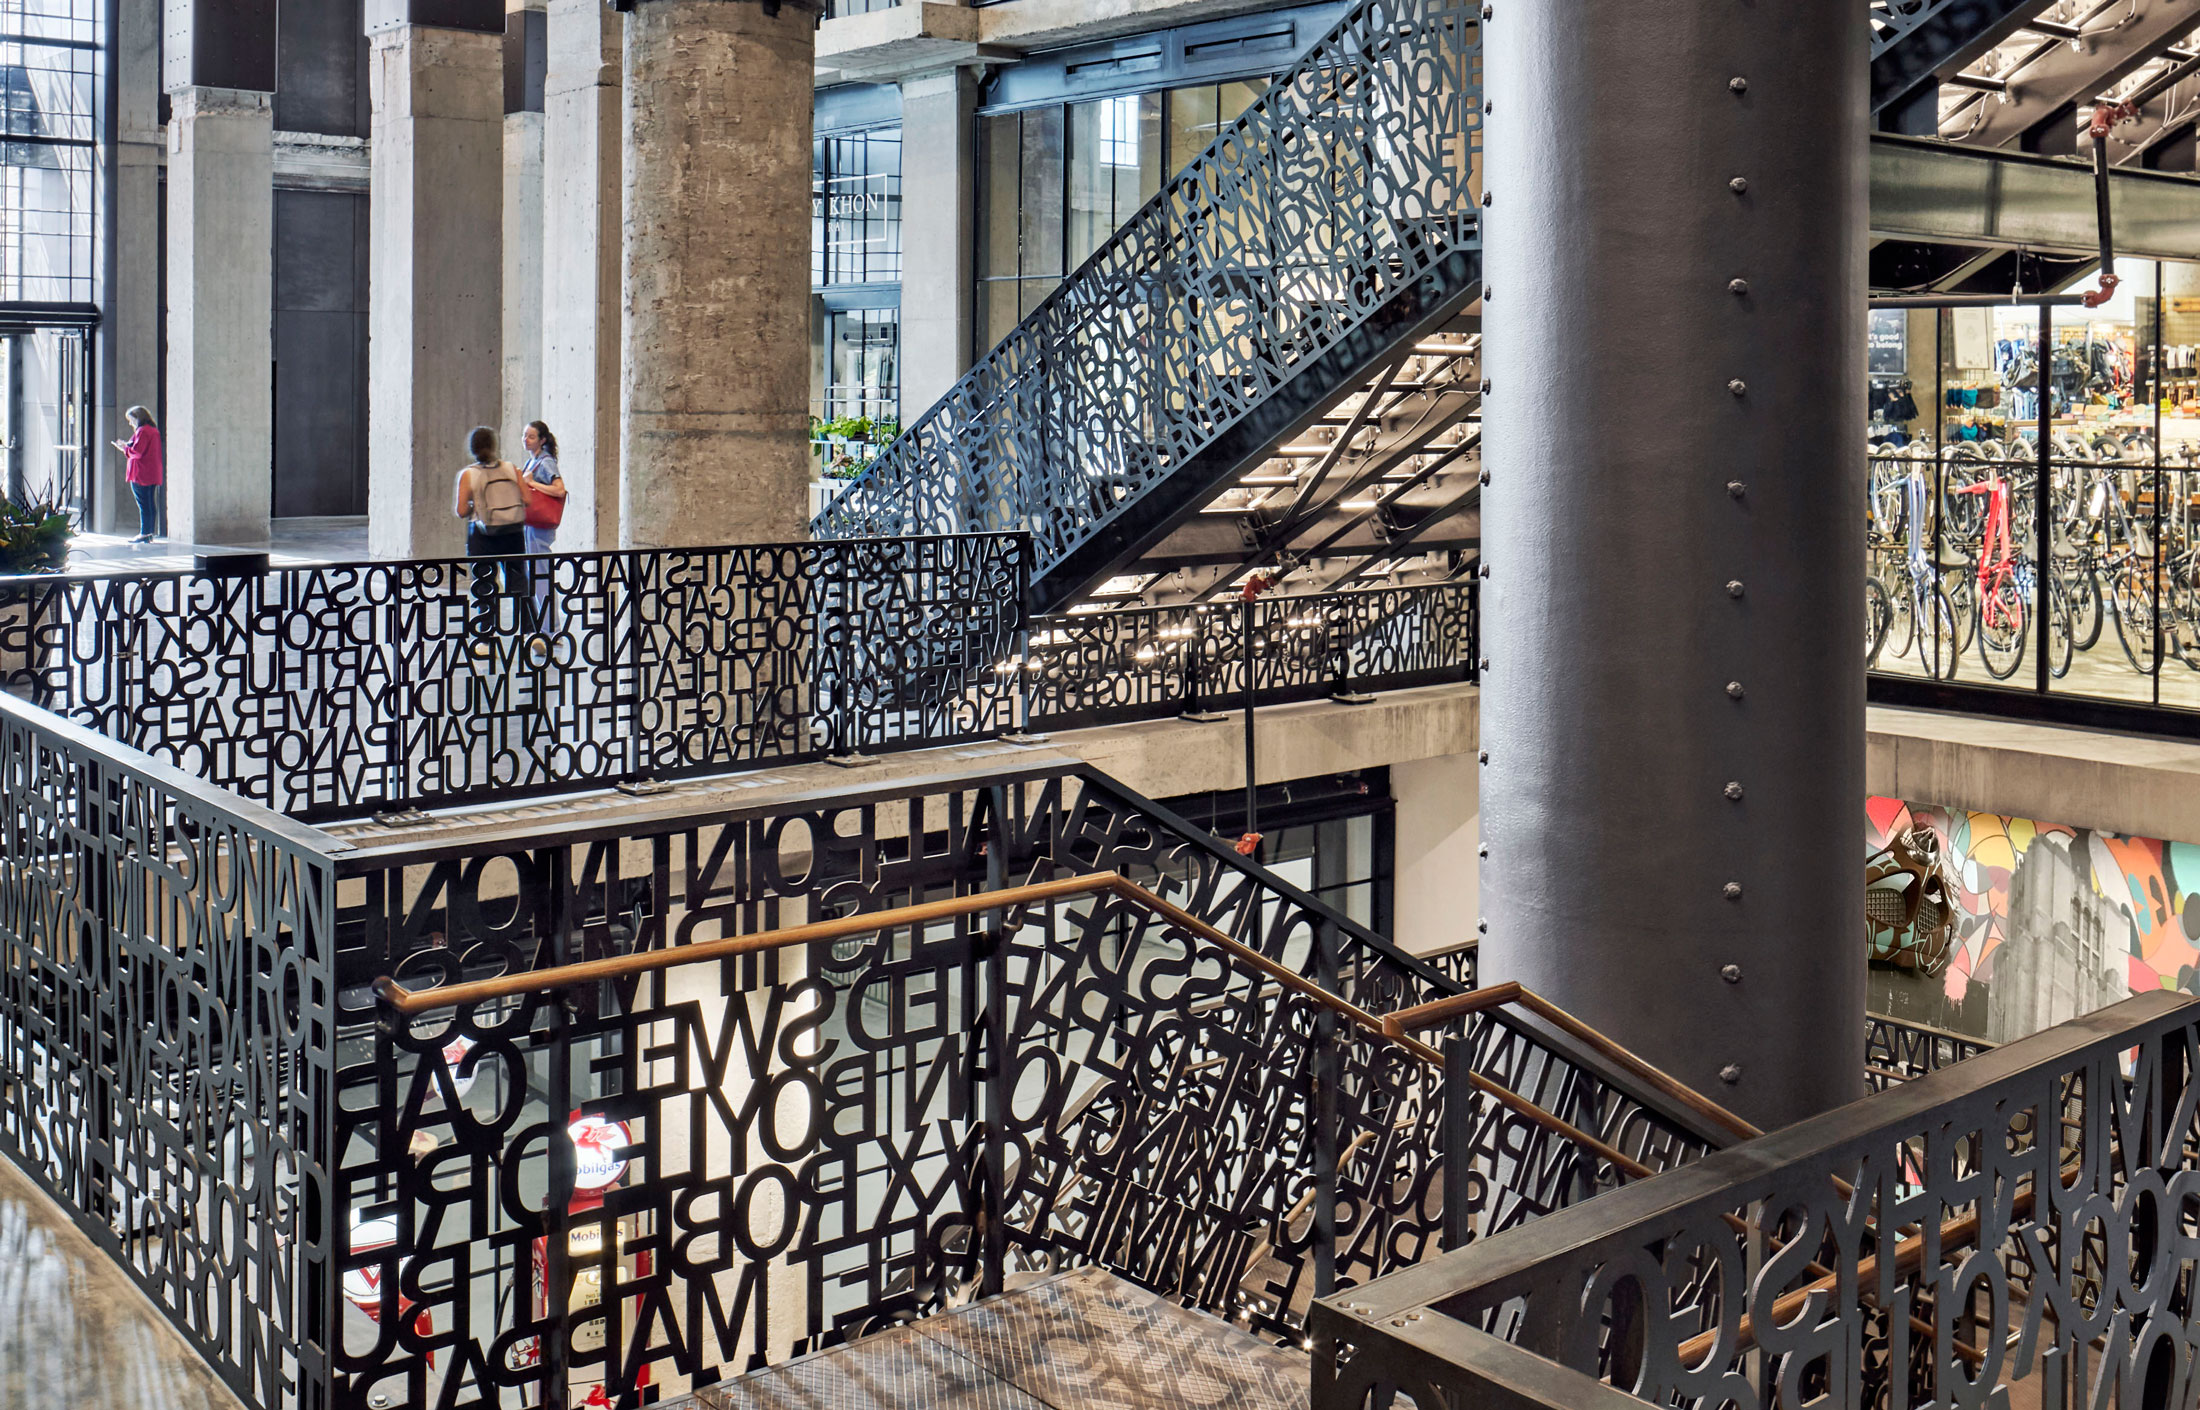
[1383,982,1763,1145]
[371,869,1660,1185]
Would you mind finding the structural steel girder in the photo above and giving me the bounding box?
[1869,132,2200,257]
[1871,0,2058,114]
[1951,0,2200,147]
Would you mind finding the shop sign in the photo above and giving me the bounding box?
[569,1116,630,1191]
[1868,309,1907,374]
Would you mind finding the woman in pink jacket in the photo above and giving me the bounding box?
[110,406,163,543]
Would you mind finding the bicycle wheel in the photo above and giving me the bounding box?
[1978,574,2028,680]
[2047,574,2074,679]
[2111,570,2163,675]
[1917,585,1961,681]
[1942,572,1977,656]
[2066,563,2103,651]
[1866,578,1890,668]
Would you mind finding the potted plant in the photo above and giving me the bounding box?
[0,493,70,575]
[0,492,70,684]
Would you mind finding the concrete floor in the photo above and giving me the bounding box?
[0,1155,244,1410]
[61,516,367,575]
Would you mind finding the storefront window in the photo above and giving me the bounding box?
[812,128,901,288]
[1864,259,2200,714]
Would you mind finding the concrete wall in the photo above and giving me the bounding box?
[1392,751,1478,957]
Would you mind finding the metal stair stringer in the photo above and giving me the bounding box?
[1033,249,1483,610]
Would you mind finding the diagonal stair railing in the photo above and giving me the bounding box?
[811,0,1484,610]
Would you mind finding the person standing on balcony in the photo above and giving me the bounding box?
[519,420,567,628]
[520,421,565,554]
[453,426,530,655]
[110,406,163,544]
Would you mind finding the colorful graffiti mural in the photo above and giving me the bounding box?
[1867,797,2200,1042]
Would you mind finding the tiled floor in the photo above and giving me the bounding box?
[692,1267,1308,1410]
[0,1155,244,1410]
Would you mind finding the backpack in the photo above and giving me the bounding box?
[472,460,527,529]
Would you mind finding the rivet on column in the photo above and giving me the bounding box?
[1721,964,1743,983]
[1728,481,1747,498]
[1728,76,1748,93]
[1729,176,1749,193]
[1723,781,1745,801]
[1726,681,1745,699]
[1726,580,1745,597]
[1728,278,1749,295]
[1478,751,1490,765]
[1720,1064,1743,1084]
[1727,379,1747,396]
[1722,882,1743,900]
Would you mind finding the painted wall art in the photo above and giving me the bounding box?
[1866,795,2200,1044]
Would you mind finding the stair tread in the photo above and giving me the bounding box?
[690,1268,1308,1410]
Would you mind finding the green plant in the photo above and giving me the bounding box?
[0,493,70,575]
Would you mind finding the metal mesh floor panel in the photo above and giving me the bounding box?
[907,1268,1309,1410]
[691,1325,1053,1410]
[691,1270,1308,1410]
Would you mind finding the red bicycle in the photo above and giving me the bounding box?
[1951,470,2029,680]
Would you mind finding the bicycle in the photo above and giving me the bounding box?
[1950,468,2029,680]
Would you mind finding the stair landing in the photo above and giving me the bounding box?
[689,1267,1309,1410]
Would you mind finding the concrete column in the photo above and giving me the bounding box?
[366,0,505,560]
[503,2,546,444]
[897,67,975,417]
[165,10,277,545]
[540,0,620,549]
[1479,1,1868,1127]
[101,0,164,536]
[619,0,814,548]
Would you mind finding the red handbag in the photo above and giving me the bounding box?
[524,476,565,531]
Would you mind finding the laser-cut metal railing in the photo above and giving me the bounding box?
[326,761,1730,1408]
[0,553,1475,822]
[1312,990,2198,1410]
[810,0,1484,604]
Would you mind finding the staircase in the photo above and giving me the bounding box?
[810,0,1485,613]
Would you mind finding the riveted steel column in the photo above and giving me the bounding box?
[1479,0,1867,1127]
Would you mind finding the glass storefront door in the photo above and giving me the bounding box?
[0,324,91,521]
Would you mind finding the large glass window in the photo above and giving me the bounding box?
[812,127,901,288]
[821,307,898,426]
[978,80,1263,356]
[0,0,99,305]
[1860,260,2200,716]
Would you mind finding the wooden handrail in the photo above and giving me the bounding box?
[1384,984,1763,1144]
[372,868,1670,1190]
[374,869,1430,1046]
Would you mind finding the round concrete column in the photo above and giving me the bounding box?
[619,0,815,547]
[1479,0,1868,1128]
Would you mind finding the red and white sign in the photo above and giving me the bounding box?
[569,1116,629,1193]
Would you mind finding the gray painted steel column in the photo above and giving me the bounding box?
[619,0,814,547]
[1479,0,1867,1127]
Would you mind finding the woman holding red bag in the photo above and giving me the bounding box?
[519,421,566,554]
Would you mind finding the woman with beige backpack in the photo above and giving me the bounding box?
[453,426,532,654]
